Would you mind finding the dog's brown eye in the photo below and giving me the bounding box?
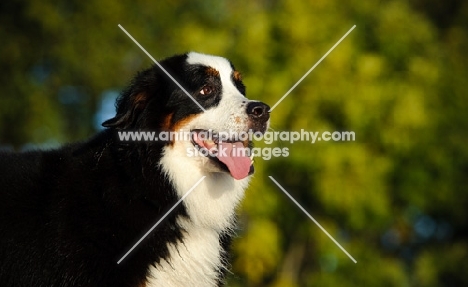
[200,85,213,96]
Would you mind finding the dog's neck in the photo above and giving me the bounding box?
[144,142,249,286]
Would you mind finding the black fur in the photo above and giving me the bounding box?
[0,53,240,286]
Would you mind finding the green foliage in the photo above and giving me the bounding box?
[1,0,468,286]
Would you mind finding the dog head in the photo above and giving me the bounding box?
[103,52,270,180]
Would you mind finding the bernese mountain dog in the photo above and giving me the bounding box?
[0,52,270,287]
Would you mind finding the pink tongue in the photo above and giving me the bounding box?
[217,142,251,180]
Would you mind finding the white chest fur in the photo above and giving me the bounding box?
[146,143,250,286]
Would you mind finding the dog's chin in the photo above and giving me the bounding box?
[190,129,254,180]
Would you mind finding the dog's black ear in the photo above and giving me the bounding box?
[102,92,147,129]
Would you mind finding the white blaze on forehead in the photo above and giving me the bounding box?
[186,52,241,96]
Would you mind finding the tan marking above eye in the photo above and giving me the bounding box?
[233,71,242,81]
[206,67,220,77]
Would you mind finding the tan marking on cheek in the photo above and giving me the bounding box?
[161,113,174,131]
[235,116,241,124]
[233,71,242,81]
[206,67,220,77]
[161,113,200,146]
[171,114,200,131]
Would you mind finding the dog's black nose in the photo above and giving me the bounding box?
[247,102,270,120]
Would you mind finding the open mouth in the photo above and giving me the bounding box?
[190,129,254,180]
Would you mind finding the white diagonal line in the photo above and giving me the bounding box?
[117,176,206,264]
[269,176,357,263]
[269,25,356,112]
[118,24,206,112]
